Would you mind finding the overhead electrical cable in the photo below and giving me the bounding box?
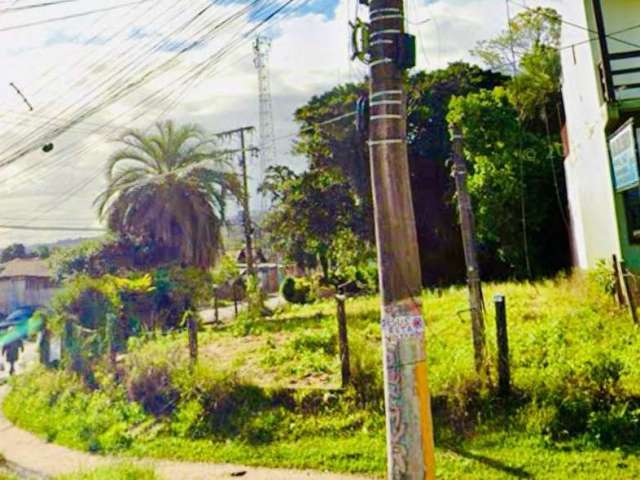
[1,0,300,230]
[0,0,93,13]
[0,0,154,32]
[0,0,232,167]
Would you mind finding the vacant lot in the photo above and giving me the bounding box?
[5,274,640,479]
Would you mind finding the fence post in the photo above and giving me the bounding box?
[335,294,351,388]
[612,254,626,305]
[106,313,117,373]
[63,318,81,374]
[233,283,239,318]
[39,317,50,367]
[187,312,198,366]
[620,261,639,325]
[214,286,220,324]
[494,294,510,398]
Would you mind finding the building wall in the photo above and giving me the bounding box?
[0,277,59,315]
[561,0,623,269]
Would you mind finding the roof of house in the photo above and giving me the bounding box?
[0,258,52,279]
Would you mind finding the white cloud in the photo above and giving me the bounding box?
[0,0,573,248]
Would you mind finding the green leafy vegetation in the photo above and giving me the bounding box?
[56,464,160,480]
[280,276,312,304]
[6,275,640,478]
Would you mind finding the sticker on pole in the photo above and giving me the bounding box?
[382,299,425,339]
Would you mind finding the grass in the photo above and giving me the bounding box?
[55,464,160,480]
[5,273,640,478]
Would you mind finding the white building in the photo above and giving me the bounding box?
[562,0,640,271]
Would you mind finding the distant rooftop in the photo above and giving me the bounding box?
[0,258,52,279]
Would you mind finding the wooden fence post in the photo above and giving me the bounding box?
[494,294,510,398]
[620,261,639,324]
[336,294,350,388]
[214,286,220,324]
[106,313,117,373]
[187,313,198,366]
[39,317,50,367]
[233,283,239,318]
[612,254,626,305]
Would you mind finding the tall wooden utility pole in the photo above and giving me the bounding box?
[239,127,256,277]
[366,0,436,476]
[215,126,257,277]
[450,124,487,373]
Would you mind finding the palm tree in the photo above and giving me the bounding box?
[95,120,238,269]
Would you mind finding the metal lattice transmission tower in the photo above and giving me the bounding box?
[253,35,276,212]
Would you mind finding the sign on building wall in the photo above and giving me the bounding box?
[609,120,640,192]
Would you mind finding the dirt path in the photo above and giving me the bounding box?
[0,363,371,480]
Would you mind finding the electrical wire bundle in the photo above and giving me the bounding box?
[0,0,304,235]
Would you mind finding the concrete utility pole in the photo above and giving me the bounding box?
[450,124,487,373]
[366,0,436,477]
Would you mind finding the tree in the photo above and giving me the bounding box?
[447,88,569,278]
[293,63,506,285]
[471,7,561,74]
[260,165,368,284]
[472,7,562,125]
[508,43,562,122]
[35,245,50,259]
[1,243,27,263]
[95,121,239,270]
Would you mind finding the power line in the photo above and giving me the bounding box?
[0,0,153,33]
[1,0,300,229]
[0,0,252,169]
[0,224,105,232]
[0,0,91,13]
[508,0,640,50]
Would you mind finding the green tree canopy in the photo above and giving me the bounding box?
[1,243,28,263]
[471,6,561,74]
[260,165,368,284]
[292,62,505,285]
[448,87,568,277]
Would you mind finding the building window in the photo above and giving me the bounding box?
[624,188,640,243]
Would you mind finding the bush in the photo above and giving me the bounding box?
[127,364,178,417]
[280,277,312,304]
[588,259,617,297]
[125,339,182,417]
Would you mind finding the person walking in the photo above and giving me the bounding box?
[2,338,24,376]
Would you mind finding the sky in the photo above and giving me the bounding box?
[0,0,572,249]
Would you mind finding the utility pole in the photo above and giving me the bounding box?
[365,0,436,477]
[215,126,257,277]
[450,124,487,373]
[239,127,256,277]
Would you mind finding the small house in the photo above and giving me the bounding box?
[0,258,59,315]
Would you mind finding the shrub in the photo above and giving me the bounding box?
[126,364,179,417]
[281,277,312,304]
[588,259,617,297]
[171,363,276,442]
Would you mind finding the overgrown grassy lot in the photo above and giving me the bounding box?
[5,274,640,478]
